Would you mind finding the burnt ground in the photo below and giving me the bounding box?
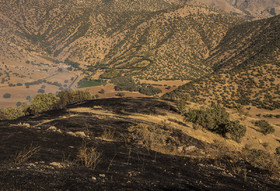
[0,98,279,191]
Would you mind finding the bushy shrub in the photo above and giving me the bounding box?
[176,99,187,114]
[0,105,28,120]
[184,104,246,142]
[99,89,105,94]
[225,121,246,142]
[29,93,60,114]
[115,92,125,97]
[112,77,138,92]
[254,120,275,135]
[3,93,11,98]
[37,89,45,94]
[185,104,229,133]
[56,90,92,109]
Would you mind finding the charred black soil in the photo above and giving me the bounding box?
[0,98,279,190]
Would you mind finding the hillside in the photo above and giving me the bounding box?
[0,97,280,190]
[0,0,243,81]
[0,0,244,107]
[164,15,280,110]
[74,1,241,81]
[196,0,280,19]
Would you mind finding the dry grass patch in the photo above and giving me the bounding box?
[207,140,280,177]
[128,121,200,155]
[14,144,41,165]
[78,143,101,169]
[241,148,280,175]
[101,128,115,140]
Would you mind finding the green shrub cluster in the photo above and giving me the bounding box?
[254,120,275,135]
[56,90,92,109]
[0,105,28,120]
[184,104,246,142]
[0,90,92,120]
[29,93,60,114]
[112,77,162,96]
[112,77,138,92]
[139,84,162,96]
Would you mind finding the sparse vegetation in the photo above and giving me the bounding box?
[128,121,193,154]
[254,120,275,135]
[101,128,115,140]
[115,92,125,97]
[78,143,101,169]
[14,144,40,165]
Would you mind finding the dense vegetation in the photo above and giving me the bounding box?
[112,76,162,95]
[184,104,246,142]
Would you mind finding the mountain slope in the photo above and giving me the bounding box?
[164,15,280,110]
[0,0,93,61]
[0,0,243,81]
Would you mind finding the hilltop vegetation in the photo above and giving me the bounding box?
[164,15,280,110]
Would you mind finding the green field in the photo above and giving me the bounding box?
[77,79,106,88]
